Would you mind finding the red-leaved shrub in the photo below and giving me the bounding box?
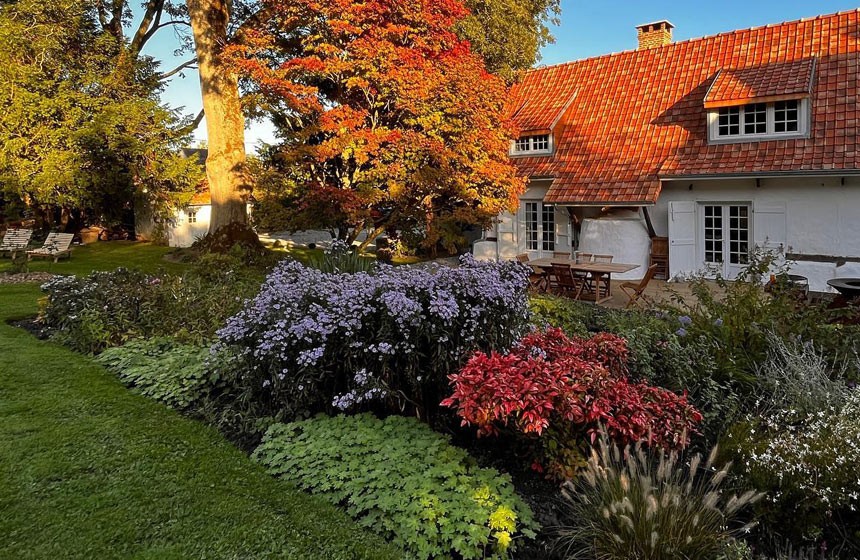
[441,328,702,478]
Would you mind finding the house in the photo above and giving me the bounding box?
[135,148,252,247]
[476,10,860,291]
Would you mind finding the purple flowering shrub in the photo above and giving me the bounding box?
[214,255,531,419]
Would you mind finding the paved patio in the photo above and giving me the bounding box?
[600,279,705,309]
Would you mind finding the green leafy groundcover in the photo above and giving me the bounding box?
[254,414,539,560]
[97,337,215,409]
[0,284,398,559]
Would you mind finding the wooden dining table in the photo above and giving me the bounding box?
[528,258,640,304]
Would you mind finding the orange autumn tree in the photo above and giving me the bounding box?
[227,0,525,252]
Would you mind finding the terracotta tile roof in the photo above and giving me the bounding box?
[507,63,579,133]
[508,9,860,204]
[704,59,816,108]
[190,190,211,205]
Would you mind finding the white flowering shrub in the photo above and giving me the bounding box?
[213,254,530,420]
[731,389,860,540]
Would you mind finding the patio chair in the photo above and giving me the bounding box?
[572,252,594,296]
[591,254,614,297]
[550,263,581,298]
[27,233,74,263]
[0,228,33,259]
[620,263,658,309]
[516,253,547,291]
[553,251,571,260]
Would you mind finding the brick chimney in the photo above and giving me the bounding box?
[636,20,674,50]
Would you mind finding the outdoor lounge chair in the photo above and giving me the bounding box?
[27,233,74,263]
[620,263,658,309]
[0,228,33,259]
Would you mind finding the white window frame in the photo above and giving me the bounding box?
[522,200,556,256]
[697,202,752,279]
[510,133,553,156]
[187,209,198,224]
[707,99,809,144]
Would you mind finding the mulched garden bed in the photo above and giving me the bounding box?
[0,272,56,284]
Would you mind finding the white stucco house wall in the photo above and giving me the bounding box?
[134,148,253,248]
[476,11,860,292]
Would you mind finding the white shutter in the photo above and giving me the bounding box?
[554,206,570,252]
[497,210,515,233]
[496,209,518,259]
[753,203,787,252]
[668,201,697,279]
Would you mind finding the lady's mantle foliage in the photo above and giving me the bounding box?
[253,414,538,560]
[215,255,531,418]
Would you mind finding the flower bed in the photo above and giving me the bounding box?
[214,255,531,420]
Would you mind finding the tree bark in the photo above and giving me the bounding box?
[186,0,253,235]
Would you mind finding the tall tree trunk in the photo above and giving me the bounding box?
[186,0,253,236]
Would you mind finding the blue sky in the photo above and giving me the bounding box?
[140,1,860,151]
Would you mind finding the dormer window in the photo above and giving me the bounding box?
[774,100,799,132]
[510,133,553,156]
[709,99,807,143]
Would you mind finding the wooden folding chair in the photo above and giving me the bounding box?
[550,263,582,298]
[572,252,594,296]
[516,253,547,291]
[553,251,571,259]
[591,254,614,298]
[620,264,658,309]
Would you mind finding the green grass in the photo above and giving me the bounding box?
[1,240,424,279]
[0,284,400,559]
[273,245,425,266]
[0,241,189,276]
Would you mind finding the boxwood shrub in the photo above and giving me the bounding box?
[253,414,538,560]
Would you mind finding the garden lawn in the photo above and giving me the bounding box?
[0,284,399,559]
[0,241,189,276]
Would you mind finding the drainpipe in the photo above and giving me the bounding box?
[641,206,656,238]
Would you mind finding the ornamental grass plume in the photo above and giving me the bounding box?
[556,429,762,560]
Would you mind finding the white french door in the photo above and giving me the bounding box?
[701,203,751,279]
[524,201,556,258]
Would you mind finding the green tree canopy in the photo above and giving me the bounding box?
[0,0,202,228]
[459,0,560,81]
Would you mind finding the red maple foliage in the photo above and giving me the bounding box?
[441,328,702,478]
[226,0,525,251]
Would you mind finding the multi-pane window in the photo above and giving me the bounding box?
[524,202,556,254]
[743,103,767,134]
[728,205,749,265]
[541,204,555,251]
[718,107,740,136]
[703,205,724,264]
[774,100,799,133]
[525,202,539,251]
[187,210,198,224]
[712,99,806,141]
[512,134,551,155]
